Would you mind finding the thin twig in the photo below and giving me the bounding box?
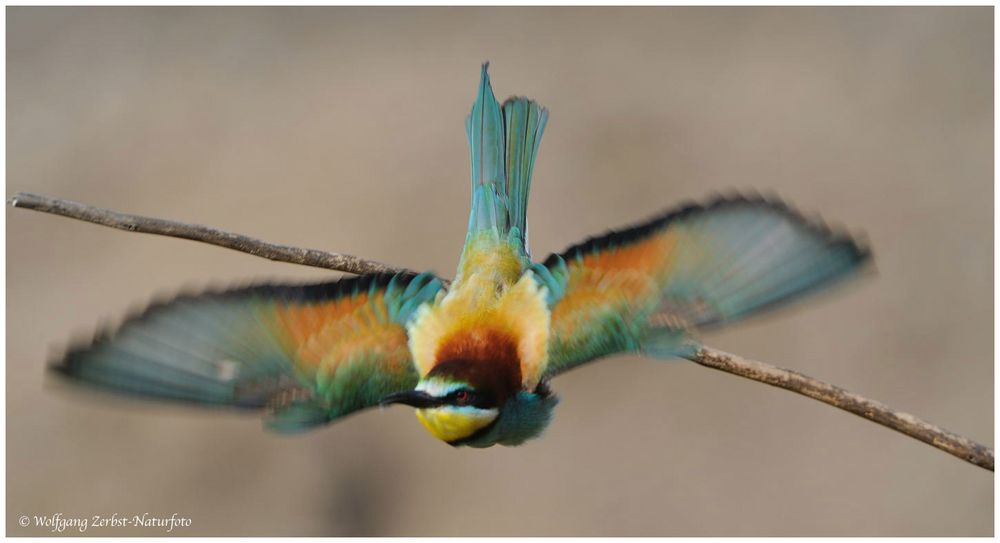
[8,192,409,277]
[687,346,994,471]
[9,192,993,471]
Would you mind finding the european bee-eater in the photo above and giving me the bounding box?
[56,64,870,447]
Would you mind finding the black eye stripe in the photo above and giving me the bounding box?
[445,389,470,400]
[445,388,495,408]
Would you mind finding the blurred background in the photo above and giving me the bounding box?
[7,7,993,536]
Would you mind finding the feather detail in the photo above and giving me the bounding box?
[458,65,549,285]
[464,63,508,239]
[502,96,548,252]
[407,272,550,390]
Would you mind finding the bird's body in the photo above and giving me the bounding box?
[55,65,871,447]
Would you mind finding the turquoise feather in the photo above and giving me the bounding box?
[503,96,548,250]
[465,63,508,238]
[463,64,548,253]
[454,391,559,448]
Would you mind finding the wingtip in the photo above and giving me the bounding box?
[48,355,75,378]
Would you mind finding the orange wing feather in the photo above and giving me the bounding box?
[542,196,870,376]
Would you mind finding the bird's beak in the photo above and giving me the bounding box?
[380,390,441,408]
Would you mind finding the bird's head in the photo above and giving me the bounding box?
[381,358,558,447]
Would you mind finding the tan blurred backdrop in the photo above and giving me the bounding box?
[6,7,993,536]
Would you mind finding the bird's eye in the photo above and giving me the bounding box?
[454,390,472,405]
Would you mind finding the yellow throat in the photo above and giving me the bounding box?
[415,405,498,442]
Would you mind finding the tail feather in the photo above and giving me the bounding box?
[464,64,548,252]
[503,97,548,248]
[465,63,508,238]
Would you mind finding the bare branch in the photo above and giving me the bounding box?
[687,346,994,471]
[9,192,992,471]
[8,192,410,277]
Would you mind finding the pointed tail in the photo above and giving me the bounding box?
[464,64,548,253]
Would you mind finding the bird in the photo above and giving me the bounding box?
[54,64,871,447]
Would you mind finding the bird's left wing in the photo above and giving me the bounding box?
[55,272,443,433]
[533,195,870,377]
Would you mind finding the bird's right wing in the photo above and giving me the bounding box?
[535,195,871,377]
[55,272,444,433]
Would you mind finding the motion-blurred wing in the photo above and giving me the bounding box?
[55,272,443,432]
[538,195,870,376]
